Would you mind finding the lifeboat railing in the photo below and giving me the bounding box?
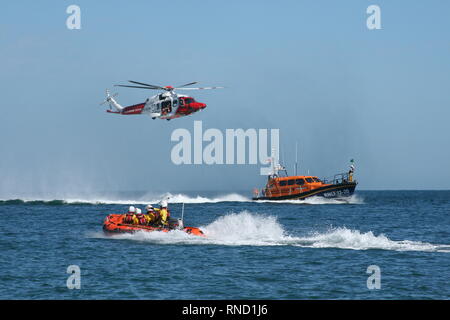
[322,172,355,185]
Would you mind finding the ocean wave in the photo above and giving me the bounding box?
[293,228,450,252]
[158,192,250,204]
[254,194,364,205]
[0,193,363,206]
[91,211,449,253]
[0,198,132,206]
[0,193,249,206]
[0,199,79,206]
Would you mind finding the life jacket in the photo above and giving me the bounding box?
[132,214,139,225]
[153,209,161,222]
[123,214,134,224]
[144,213,155,225]
[159,208,169,226]
[136,213,146,225]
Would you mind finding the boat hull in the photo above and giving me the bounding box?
[252,182,357,201]
[102,214,205,237]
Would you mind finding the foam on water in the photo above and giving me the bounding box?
[158,192,250,204]
[0,193,364,205]
[91,211,449,252]
[255,195,364,205]
[0,193,250,205]
[295,228,450,252]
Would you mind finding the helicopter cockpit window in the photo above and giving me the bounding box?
[185,98,194,104]
[173,99,178,106]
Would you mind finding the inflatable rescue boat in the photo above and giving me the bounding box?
[103,214,205,237]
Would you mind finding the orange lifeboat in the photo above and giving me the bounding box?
[253,158,357,201]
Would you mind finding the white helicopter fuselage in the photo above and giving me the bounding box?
[143,91,185,119]
[105,90,206,120]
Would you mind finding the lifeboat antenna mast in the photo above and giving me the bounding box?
[181,203,185,222]
[268,147,278,178]
[268,146,287,178]
[295,141,298,176]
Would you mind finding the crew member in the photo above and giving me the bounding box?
[144,204,156,225]
[158,200,170,227]
[133,208,143,225]
[153,206,161,225]
[349,164,355,182]
[124,206,136,224]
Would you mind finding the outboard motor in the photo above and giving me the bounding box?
[177,218,184,230]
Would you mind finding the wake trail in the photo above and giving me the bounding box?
[0,193,363,205]
[89,211,450,253]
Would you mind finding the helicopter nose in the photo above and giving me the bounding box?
[191,102,206,110]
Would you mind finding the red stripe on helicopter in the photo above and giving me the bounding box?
[122,103,145,115]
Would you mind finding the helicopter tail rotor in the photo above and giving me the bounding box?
[99,89,118,106]
[99,89,123,112]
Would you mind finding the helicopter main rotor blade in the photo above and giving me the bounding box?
[175,86,224,90]
[176,81,198,88]
[128,80,165,90]
[114,85,157,90]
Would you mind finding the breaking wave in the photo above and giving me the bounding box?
[0,193,363,206]
[293,228,450,252]
[157,193,250,204]
[0,193,249,205]
[255,195,364,205]
[90,211,449,253]
[0,198,139,206]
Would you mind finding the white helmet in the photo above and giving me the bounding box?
[146,204,154,211]
[128,206,136,214]
[160,200,168,208]
[136,208,142,214]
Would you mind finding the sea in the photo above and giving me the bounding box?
[0,190,449,299]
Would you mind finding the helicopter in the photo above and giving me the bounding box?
[100,80,223,121]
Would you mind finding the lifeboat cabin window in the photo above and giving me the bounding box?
[288,180,295,186]
[313,177,320,182]
[305,177,313,183]
[279,180,287,186]
[296,178,305,185]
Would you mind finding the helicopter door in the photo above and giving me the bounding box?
[161,100,172,115]
[172,98,178,112]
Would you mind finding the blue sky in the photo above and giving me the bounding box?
[1,0,449,196]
